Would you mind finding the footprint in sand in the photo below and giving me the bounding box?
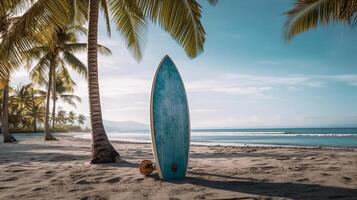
[1,177,18,181]
[76,179,91,185]
[341,176,352,182]
[104,177,121,183]
[0,186,14,190]
[320,173,330,176]
[32,187,46,191]
[80,194,106,200]
[11,169,27,173]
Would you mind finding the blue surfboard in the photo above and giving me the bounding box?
[150,55,190,180]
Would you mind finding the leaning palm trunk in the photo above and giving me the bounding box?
[87,0,119,164]
[51,71,56,130]
[44,59,56,141]
[1,82,17,142]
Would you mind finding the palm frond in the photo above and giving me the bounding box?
[62,51,88,78]
[109,0,147,61]
[65,42,111,55]
[60,94,81,107]
[137,0,205,58]
[100,0,112,36]
[0,0,72,79]
[23,45,49,60]
[65,25,88,36]
[60,94,81,102]
[206,0,218,6]
[284,0,357,40]
[30,53,51,85]
[57,59,77,89]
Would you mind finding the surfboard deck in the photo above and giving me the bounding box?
[150,55,190,180]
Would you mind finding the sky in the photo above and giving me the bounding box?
[12,0,357,128]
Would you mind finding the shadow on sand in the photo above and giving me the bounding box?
[146,172,357,199]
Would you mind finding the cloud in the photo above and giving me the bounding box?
[322,74,357,86]
[186,74,326,97]
[191,108,223,113]
[189,73,357,95]
[99,77,151,96]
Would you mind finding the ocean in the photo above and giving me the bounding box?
[75,127,357,148]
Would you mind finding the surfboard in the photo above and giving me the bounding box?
[150,55,190,180]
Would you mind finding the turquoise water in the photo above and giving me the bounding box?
[75,128,357,148]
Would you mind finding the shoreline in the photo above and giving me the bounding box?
[8,131,357,151]
[69,132,357,151]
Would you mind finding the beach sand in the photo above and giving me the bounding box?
[0,133,356,200]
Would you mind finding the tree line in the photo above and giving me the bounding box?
[0,83,86,134]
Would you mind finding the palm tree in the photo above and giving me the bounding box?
[77,114,85,126]
[25,84,46,131]
[50,71,81,129]
[55,110,67,126]
[52,74,81,129]
[0,0,84,140]
[86,0,216,163]
[284,0,357,40]
[68,111,76,125]
[0,4,20,142]
[26,25,110,140]
[9,84,32,128]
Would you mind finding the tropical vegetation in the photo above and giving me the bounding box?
[25,24,110,140]
[0,83,87,134]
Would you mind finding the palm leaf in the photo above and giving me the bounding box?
[66,43,112,55]
[284,0,357,40]
[62,51,88,78]
[57,59,77,90]
[30,53,51,85]
[137,0,205,58]
[109,0,147,61]
[206,0,218,6]
[100,0,112,36]
[60,94,81,107]
[66,25,88,36]
[0,0,74,79]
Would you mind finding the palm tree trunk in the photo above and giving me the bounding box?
[51,70,56,130]
[1,82,17,142]
[31,89,37,132]
[88,0,119,164]
[44,59,56,141]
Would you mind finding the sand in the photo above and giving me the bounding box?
[0,133,357,200]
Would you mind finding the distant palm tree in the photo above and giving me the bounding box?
[86,0,216,164]
[50,71,81,129]
[68,111,76,125]
[77,114,86,126]
[27,84,46,132]
[55,110,67,126]
[9,84,33,128]
[284,0,357,40]
[26,25,110,140]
